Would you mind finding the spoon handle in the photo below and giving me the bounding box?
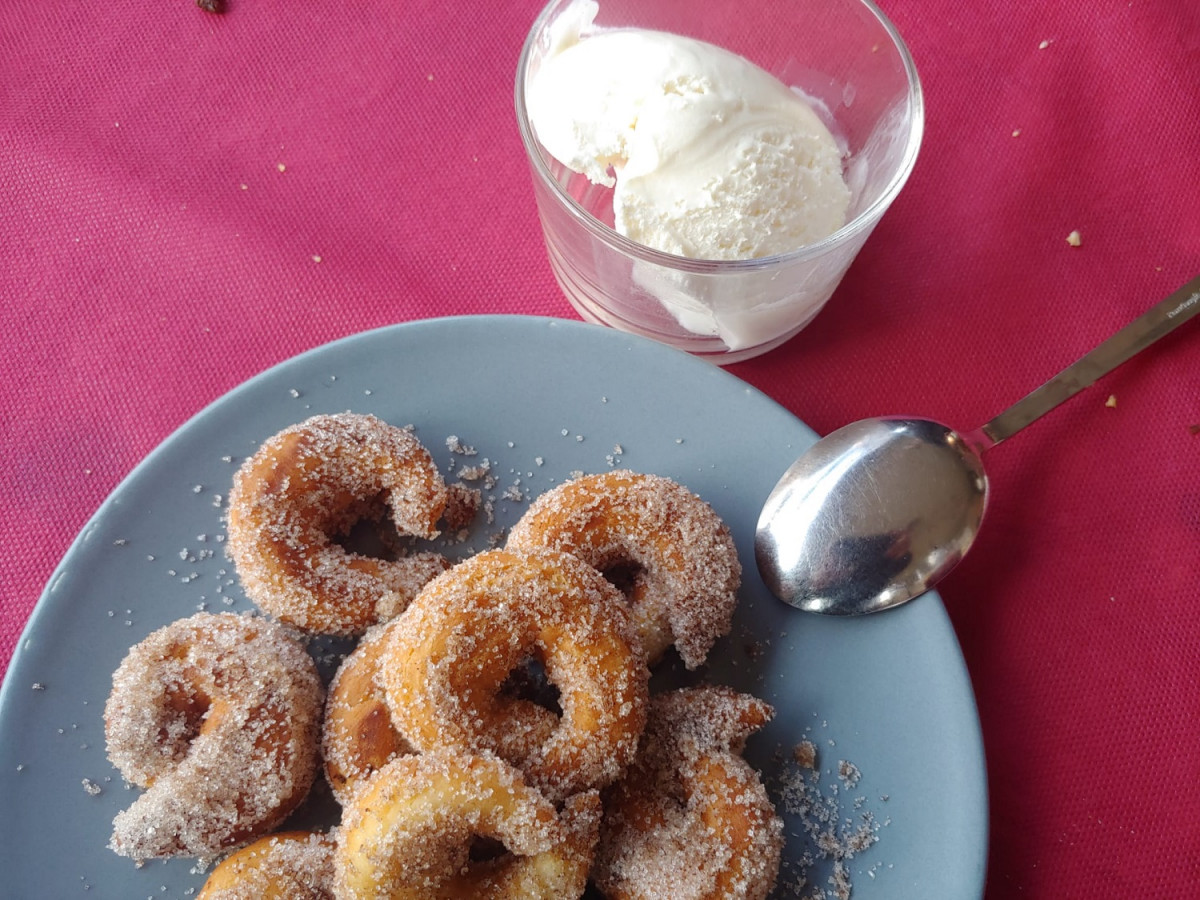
[974,273,1200,449]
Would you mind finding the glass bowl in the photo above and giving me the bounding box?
[516,0,924,363]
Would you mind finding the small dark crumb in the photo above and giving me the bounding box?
[1189,424,1200,436]
[793,739,818,769]
[196,0,224,12]
[442,483,482,531]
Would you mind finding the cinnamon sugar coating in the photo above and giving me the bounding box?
[384,548,650,802]
[594,685,784,900]
[101,428,790,892]
[104,612,324,861]
[226,413,450,635]
[507,470,741,669]
[334,749,600,899]
[197,831,335,899]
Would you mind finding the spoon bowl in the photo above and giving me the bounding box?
[756,418,987,614]
[756,274,1200,615]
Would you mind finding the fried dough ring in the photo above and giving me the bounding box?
[322,621,416,805]
[594,685,784,900]
[506,470,741,669]
[197,831,335,899]
[334,750,601,899]
[384,548,649,801]
[226,413,450,635]
[323,620,559,806]
[104,612,324,861]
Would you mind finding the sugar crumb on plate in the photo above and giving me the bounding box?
[773,729,889,899]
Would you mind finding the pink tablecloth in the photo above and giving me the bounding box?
[3,0,1198,896]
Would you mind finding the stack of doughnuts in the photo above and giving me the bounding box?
[103,412,783,899]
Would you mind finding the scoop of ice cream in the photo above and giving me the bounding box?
[526,10,851,261]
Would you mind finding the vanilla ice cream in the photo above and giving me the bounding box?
[524,1,853,349]
[526,2,851,261]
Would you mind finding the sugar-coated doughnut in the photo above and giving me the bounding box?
[384,548,649,802]
[226,412,450,635]
[506,470,741,669]
[594,685,784,900]
[104,612,324,860]
[197,831,335,899]
[321,621,415,805]
[334,749,600,899]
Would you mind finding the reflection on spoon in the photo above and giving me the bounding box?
[755,273,1200,616]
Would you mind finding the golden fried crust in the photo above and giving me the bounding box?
[383,548,650,802]
[322,621,416,805]
[198,831,335,899]
[507,470,741,669]
[226,413,450,635]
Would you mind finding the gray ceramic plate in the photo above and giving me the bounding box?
[0,316,987,898]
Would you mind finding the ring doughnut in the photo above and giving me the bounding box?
[322,620,560,805]
[226,412,450,635]
[594,685,784,900]
[334,749,601,899]
[506,470,741,669]
[384,548,649,801]
[104,612,324,860]
[197,831,335,899]
[321,621,416,805]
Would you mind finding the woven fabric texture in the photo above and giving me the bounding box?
[2,0,1198,896]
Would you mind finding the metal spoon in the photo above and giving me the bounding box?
[755,274,1200,615]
